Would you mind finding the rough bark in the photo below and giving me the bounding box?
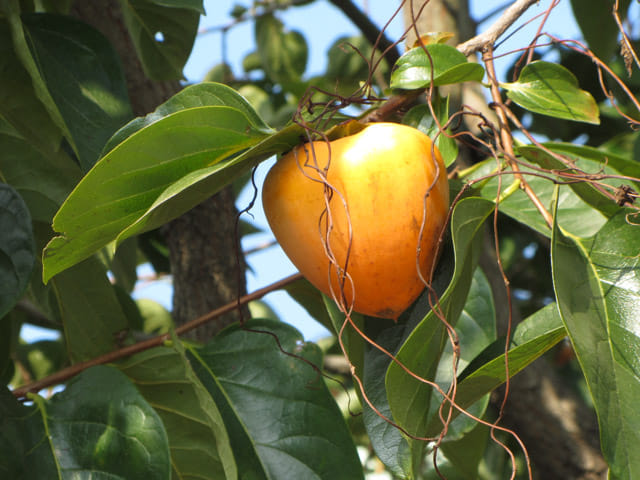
[404,1,607,477]
[72,0,247,341]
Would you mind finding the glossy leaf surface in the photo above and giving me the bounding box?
[519,142,640,217]
[386,196,494,438]
[503,61,599,124]
[391,44,484,90]
[190,319,364,480]
[42,83,286,281]
[0,366,170,479]
[21,13,133,171]
[552,208,640,479]
[119,341,237,480]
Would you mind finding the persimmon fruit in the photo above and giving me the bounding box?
[262,122,449,320]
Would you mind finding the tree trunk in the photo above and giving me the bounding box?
[72,0,247,341]
[404,1,607,477]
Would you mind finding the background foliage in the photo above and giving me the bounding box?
[1,0,639,478]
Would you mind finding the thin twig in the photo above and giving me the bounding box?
[12,272,303,399]
[457,0,540,57]
[483,46,554,228]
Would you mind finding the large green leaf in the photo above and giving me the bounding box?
[502,61,600,124]
[0,19,63,157]
[0,387,57,478]
[2,0,70,151]
[361,266,496,478]
[362,323,413,479]
[1,366,170,479]
[468,158,608,238]
[189,319,364,480]
[119,341,237,480]
[552,207,640,479]
[103,82,271,154]
[52,257,129,363]
[385,196,494,439]
[21,13,133,171]
[447,302,565,429]
[119,0,200,80]
[390,44,485,90]
[0,184,35,319]
[425,268,497,441]
[42,88,276,281]
[114,121,304,243]
[519,142,640,217]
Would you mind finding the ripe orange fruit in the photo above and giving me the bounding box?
[262,122,449,320]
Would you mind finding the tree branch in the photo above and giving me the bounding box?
[12,273,303,400]
[457,0,540,56]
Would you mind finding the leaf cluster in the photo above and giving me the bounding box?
[1,1,640,479]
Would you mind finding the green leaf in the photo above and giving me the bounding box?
[42,101,274,282]
[3,1,71,153]
[255,14,308,90]
[570,0,631,60]
[119,0,200,80]
[502,61,600,124]
[0,184,35,319]
[47,365,170,478]
[114,122,304,243]
[440,421,490,479]
[552,207,640,479]
[390,44,485,90]
[0,126,80,223]
[0,366,171,479]
[468,158,608,238]
[21,13,133,171]
[402,98,459,167]
[0,387,57,478]
[119,341,237,480]
[326,36,373,81]
[189,319,364,480]
[51,257,129,363]
[519,142,640,217]
[362,323,413,479]
[386,196,494,439]
[0,19,64,157]
[449,303,565,426]
[427,268,497,440]
[322,293,366,379]
[104,82,272,154]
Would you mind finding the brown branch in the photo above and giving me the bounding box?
[457,0,540,57]
[12,272,303,400]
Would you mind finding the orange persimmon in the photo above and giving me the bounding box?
[262,122,449,320]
